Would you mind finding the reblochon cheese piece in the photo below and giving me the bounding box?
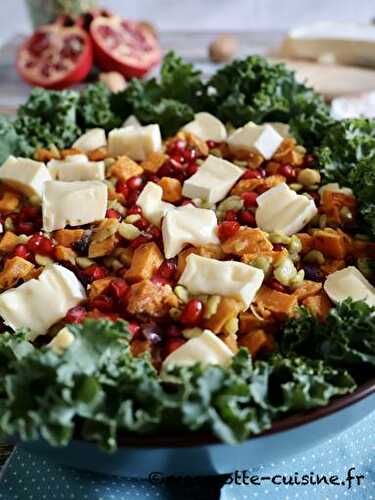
[178,254,264,308]
[0,264,86,340]
[162,329,234,369]
[136,182,175,227]
[182,155,244,204]
[255,183,318,236]
[108,124,162,161]
[162,204,219,259]
[227,122,283,159]
[48,155,105,181]
[0,156,52,199]
[72,128,107,152]
[42,180,108,231]
[182,112,227,142]
[324,266,375,307]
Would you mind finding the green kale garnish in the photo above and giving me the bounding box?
[78,82,121,131]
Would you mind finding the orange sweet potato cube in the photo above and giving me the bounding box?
[109,156,143,181]
[54,229,85,247]
[231,179,264,196]
[313,229,347,259]
[292,280,322,301]
[222,228,273,256]
[88,235,118,258]
[89,277,113,300]
[125,242,164,283]
[297,233,313,254]
[159,177,182,202]
[87,147,108,161]
[239,311,276,334]
[0,191,21,212]
[255,286,298,320]
[0,256,34,290]
[302,292,332,320]
[141,152,168,173]
[127,280,177,317]
[239,329,274,358]
[204,297,242,334]
[177,245,224,276]
[0,232,19,254]
[55,245,77,264]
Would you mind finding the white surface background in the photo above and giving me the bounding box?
[5,0,375,40]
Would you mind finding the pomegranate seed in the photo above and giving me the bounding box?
[106,208,122,220]
[179,299,204,326]
[182,147,197,163]
[83,264,108,283]
[268,278,288,293]
[90,295,114,313]
[278,164,296,181]
[65,306,87,324]
[147,226,161,240]
[241,191,258,208]
[170,153,185,165]
[151,275,172,287]
[108,278,129,301]
[127,176,144,190]
[16,222,35,235]
[115,180,129,197]
[239,210,256,226]
[126,190,140,207]
[242,169,263,180]
[272,243,285,251]
[130,234,153,249]
[128,323,141,337]
[186,162,198,177]
[165,338,185,356]
[206,140,217,149]
[13,244,31,260]
[218,221,240,241]
[147,174,159,183]
[20,205,40,221]
[167,139,186,154]
[158,259,177,280]
[310,191,320,207]
[127,206,142,215]
[259,168,267,178]
[134,217,149,230]
[27,234,54,256]
[304,154,315,168]
[224,210,238,221]
[166,324,181,337]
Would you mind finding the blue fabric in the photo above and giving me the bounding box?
[0,411,374,500]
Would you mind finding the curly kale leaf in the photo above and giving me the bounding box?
[78,83,121,131]
[0,115,20,163]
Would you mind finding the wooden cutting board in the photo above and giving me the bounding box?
[270,57,375,100]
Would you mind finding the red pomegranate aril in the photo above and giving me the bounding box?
[182,147,197,163]
[115,179,129,197]
[179,299,204,326]
[90,295,114,313]
[186,162,198,177]
[151,275,172,287]
[158,259,177,280]
[218,221,240,241]
[272,243,285,252]
[16,222,35,235]
[108,278,129,301]
[13,244,31,260]
[128,322,141,337]
[278,164,296,181]
[83,264,108,282]
[241,191,258,208]
[269,278,288,293]
[224,210,238,222]
[147,174,159,183]
[130,234,152,249]
[106,208,122,220]
[133,217,149,230]
[206,140,217,149]
[166,324,181,337]
[127,206,142,215]
[170,153,185,165]
[127,176,144,190]
[126,190,140,207]
[165,338,185,356]
[20,205,40,221]
[147,226,161,240]
[65,305,87,324]
[304,154,316,168]
[27,234,54,256]
[242,169,263,180]
[239,210,256,226]
[167,139,186,154]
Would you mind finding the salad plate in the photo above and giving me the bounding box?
[0,53,374,477]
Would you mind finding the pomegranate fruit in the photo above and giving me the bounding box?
[90,16,161,78]
[17,20,93,89]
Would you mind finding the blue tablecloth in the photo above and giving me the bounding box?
[1,411,374,500]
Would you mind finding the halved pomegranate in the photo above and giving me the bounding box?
[90,16,161,78]
[16,21,93,89]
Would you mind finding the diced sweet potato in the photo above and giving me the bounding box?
[204,297,243,334]
[55,245,77,264]
[265,161,281,176]
[320,259,346,276]
[293,280,322,301]
[127,280,177,317]
[60,148,81,159]
[131,338,152,357]
[177,245,224,276]
[297,233,313,254]
[125,242,164,283]
[108,156,143,181]
[321,190,357,224]
[88,235,118,258]
[0,256,34,290]
[239,329,274,358]
[220,333,238,353]
[54,229,85,247]
[222,228,273,256]
[0,232,19,254]
[159,177,182,202]
[273,138,303,166]
[255,286,298,320]
[89,277,113,300]
[241,248,287,266]
[184,132,209,156]
[231,179,264,196]
[313,229,347,259]
[264,174,286,189]
[87,147,108,161]
[302,292,332,321]
[0,191,21,212]
[239,311,276,334]
[141,152,168,173]
[34,147,60,162]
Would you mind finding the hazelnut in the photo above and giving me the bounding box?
[209,34,239,63]
[99,72,127,93]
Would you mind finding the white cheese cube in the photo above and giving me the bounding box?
[162,329,234,370]
[108,124,162,161]
[136,182,175,228]
[122,115,141,128]
[0,156,52,199]
[179,254,264,308]
[255,183,317,236]
[73,128,107,152]
[227,122,283,159]
[48,155,105,181]
[0,264,86,340]
[42,180,108,232]
[162,204,219,259]
[324,266,375,307]
[182,112,227,142]
[269,122,290,138]
[182,155,244,204]
[48,327,75,353]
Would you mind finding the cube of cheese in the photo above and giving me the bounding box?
[182,155,244,204]
[162,204,219,259]
[108,124,162,161]
[73,128,107,152]
[48,327,75,353]
[162,329,234,370]
[0,156,52,199]
[227,123,283,159]
[179,254,264,307]
[0,264,86,340]
[324,266,375,307]
[136,182,174,227]
[48,155,105,181]
[255,183,317,236]
[123,115,141,128]
[42,181,108,232]
[269,122,290,138]
[182,112,227,142]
